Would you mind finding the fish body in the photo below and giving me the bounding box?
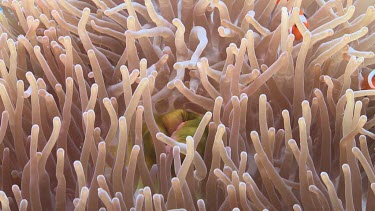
[109,109,206,171]
[142,109,207,168]
[277,0,309,41]
[361,70,375,90]
[290,10,308,40]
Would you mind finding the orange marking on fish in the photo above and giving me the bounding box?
[276,0,309,41]
[361,70,375,90]
[291,16,308,40]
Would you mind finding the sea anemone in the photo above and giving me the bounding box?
[0,0,375,210]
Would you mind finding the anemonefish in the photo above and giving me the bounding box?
[142,109,208,169]
[291,10,309,40]
[277,0,309,41]
[108,109,207,170]
[361,70,375,90]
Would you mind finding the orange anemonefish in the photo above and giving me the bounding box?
[361,70,375,90]
[291,10,309,40]
[276,0,309,41]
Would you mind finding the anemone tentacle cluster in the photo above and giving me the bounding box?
[0,0,375,210]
